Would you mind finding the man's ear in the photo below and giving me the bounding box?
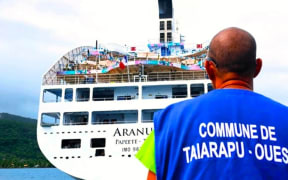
[254,58,262,78]
[205,60,216,81]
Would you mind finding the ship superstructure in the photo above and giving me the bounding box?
[37,0,212,179]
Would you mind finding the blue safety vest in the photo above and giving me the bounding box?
[154,89,288,180]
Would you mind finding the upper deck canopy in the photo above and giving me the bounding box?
[42,44,208,85]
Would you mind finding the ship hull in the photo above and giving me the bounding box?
[37,80,211,179]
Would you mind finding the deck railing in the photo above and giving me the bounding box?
[43,71,208,85]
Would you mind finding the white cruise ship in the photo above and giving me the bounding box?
[37,0,212,179]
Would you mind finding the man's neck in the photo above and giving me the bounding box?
[218,79,253,90]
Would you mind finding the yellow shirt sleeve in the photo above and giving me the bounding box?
[135,130,156,174]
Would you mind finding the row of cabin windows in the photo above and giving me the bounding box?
[61,139,106,157]
[62,138,105,156]
[62,138,105,149]
[160,21,172,30]
[41,109,159,127]
[43,84,213,103]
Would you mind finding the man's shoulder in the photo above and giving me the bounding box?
[246,90,288,111]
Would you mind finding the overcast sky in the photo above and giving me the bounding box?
[0,0,287,119]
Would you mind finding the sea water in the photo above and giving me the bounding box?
[0,168,74,180]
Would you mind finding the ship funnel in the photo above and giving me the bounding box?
[158,0,173,19]
[158,0,180,43]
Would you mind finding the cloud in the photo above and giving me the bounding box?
[0,0,288,119]
[255,71,288,106]
[0,0,159,44]
[174,0,288,107]
[0,88,39,119]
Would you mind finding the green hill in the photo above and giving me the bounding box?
[0,113,53,168]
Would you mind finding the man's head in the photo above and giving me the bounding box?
[205,27,262,90]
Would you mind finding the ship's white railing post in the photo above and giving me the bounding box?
[138,84,142,123]
[187,82,191,98]
[90,86,93,102]
[61,87,65,103]
[72,87,76,103]
[204,82,208,93]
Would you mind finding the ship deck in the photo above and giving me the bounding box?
[46,70,208,85]
[42,46,209,86]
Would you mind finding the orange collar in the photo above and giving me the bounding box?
[218,80,252,90]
